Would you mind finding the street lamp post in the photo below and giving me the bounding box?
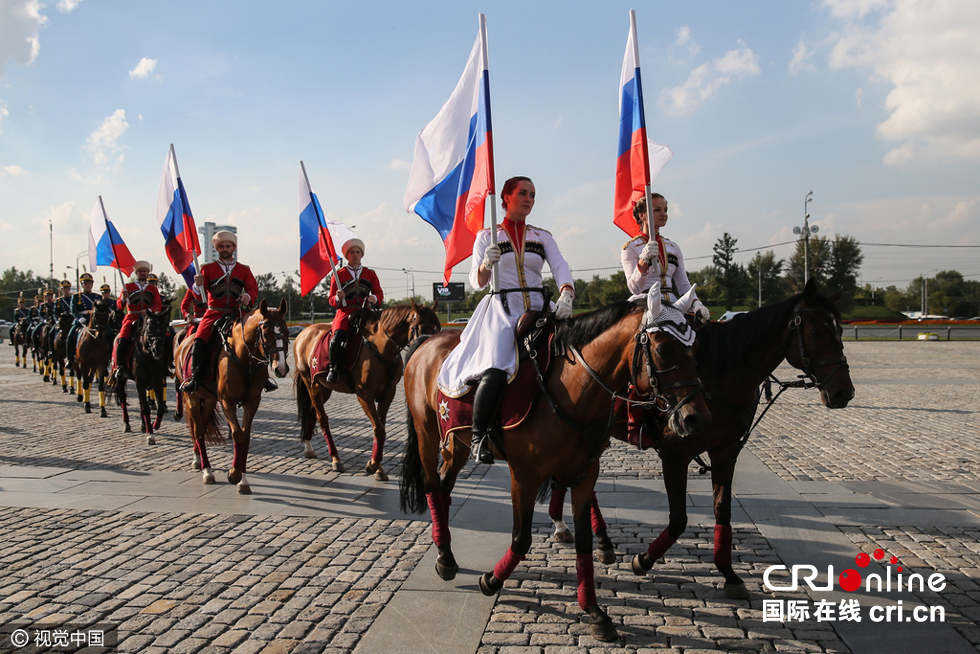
[793,191,818,284]
[402,269,415,301]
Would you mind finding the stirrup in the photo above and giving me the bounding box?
[473,436,495,464]
[179,378,198,394]
[324,367,340,384]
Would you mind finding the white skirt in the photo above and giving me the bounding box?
[436,294,519,397]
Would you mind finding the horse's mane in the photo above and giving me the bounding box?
[554,300,640,350]
[698,291,841,375]
[377,305,409,331]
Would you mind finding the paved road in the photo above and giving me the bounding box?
[0,340,978,653]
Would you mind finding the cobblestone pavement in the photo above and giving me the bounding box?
[1,342,979,653]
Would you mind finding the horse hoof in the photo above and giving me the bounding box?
[304,450,318,459]
[173,411,182,421]
[124,424,131,433]
[591,619,619,642]
[228,468,243,484]
[374,469,388,482]
[76,394,82,402]
[203,472,215,484]
[238,483,251,495]
[435,560,458,581]
[479,572,502,596]
[193,459,202,471]
[596,546,617,566]
[146,435,156,445]
[62,386,68,393]
[554,528,574,544]
[100,409,108,418]
[84,405,92,414]
[631,553,652,576]
[43,376,49,382]
[724,582,749,600]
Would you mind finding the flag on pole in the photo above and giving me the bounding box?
[404,14,494,285]
[299,163,359,296]
[88,196,136,277]
[156,144,202,287]
[614,11,672,238]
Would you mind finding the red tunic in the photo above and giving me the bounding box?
[329,266,383,332]
[192,261,259,342]
[117,282,163,339]
[180,288,207,336]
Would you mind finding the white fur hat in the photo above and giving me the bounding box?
[211,230,238,247]
[342,237,365,259]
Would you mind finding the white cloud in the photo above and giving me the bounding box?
[128,57,157,80]
[388,158,410,171]
[0,0,47,77]
[675,25,700,56]
[85,109,129,173]
[825,0,980,164]
[0,99,8,133]
[660,41,760,116]
[788,38,817,74]
[56,0,82,12]
[1,164,27,176]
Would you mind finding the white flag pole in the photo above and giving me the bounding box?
[479,13,500,295]
[629,10,656,241]
[301,161,345,307]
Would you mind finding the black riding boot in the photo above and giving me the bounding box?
[470,368,508,464]
[324,330,347,385]
[112,337,131,382]
[179,339,209,394]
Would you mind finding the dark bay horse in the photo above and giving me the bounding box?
[50,313,75,393]
[549,279,855,600]
[175,298,289,494]
[399,291,710,642]
[293,300,441,480]
[111,307,173,441]
[12,318,30,368]
[75,299,113,416]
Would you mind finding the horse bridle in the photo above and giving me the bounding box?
[783,301,849,390]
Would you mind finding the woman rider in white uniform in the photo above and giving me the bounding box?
[436,176,576,464]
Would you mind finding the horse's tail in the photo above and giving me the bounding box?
[202,404,225,445]
[404,333,432,365]
[399,406,427,515]
[295,373,313,440]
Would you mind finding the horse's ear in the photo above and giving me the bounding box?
[803,277,818,300]
[645,282,663,320]
[675,284,697,314]
[829,288,843,304]
[278,298,287,315]
[411,298,419,312]
[431,299,439,312]
[259,297,268,316]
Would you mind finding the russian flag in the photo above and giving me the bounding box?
[404,14,494,285]
[614,12,651,238]
[156,144,201,287]
[299,161,359,296]
[88,196,136,277]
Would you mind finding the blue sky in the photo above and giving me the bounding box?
[2,0,978,299]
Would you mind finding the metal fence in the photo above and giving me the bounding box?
[845,324,980,340]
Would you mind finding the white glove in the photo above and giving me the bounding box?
[639,242,657,264]
[482,244,501,268]
[367,294,378,306]
[554,289,574,320]
[692,299,710,322]
[240,293,252,307]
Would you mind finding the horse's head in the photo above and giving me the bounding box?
[91,299,111,328]
[785,279,854,409]
[257,298,290,378]
[635,285,711,437]
[57,312,74,331]
[140,309,171,361]
[409,298,443,342]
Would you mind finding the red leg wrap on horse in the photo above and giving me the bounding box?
[590,492,606,534]
[576,554,597,611]
[371,436,385,464]
[492,547,526,581]
[322,429,339,458]
[548,487,567,520]
[426,492,451,547]
[646,527,679,561]
[714,524,733,566]
[233,445,247,473]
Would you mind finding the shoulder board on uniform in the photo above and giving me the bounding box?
[526,224,551,236]
[623,235,644,250]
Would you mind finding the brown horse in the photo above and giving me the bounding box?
[75,299,114,416]
[399,290,710,642]
[548,279,855,600]
[111,307,173,441]
[293,300,442,480]
[174,298,290,494]
[50,313,75,393]
[11,317,30,368]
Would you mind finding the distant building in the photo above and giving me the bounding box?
[199,222,238,264]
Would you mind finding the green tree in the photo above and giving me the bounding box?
[688,265,721,306]
[0,266,49,320]
[785,235,831,293]
[824,235,864,312]
[745,251,786,309]
[712,233,749,310]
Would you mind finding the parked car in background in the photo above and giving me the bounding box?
[448,318,469,325]
[0,319,10,340]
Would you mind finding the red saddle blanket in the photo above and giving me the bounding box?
[309,330,364,382]
[436,336,552,443]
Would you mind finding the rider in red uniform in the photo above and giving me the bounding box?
[112,261,163,380]
[179,230,267,394]
[179,287,207,337]
[324,238,383,384]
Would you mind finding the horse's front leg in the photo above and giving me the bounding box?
[570,462,618,642]
[98,370,109,418]
[136,379,155,443]
[307,382,344,472]
[633,456,689,575]
[152,376,166,431]
[479,469,538,597]
[709,444,749,599]
[356,393,388,481]
[222,390,257,494]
